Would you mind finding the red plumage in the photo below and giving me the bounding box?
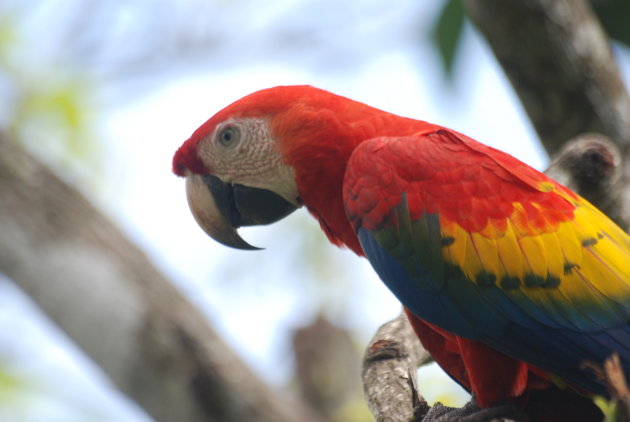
[266,89,581,409]
[343,129,576,234]
[173,86,617,421]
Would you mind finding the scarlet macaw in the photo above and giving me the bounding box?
[172,85,630,420]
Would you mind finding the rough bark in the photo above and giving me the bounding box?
[362,312,432,422]
[0,133,323,422]
[545,133,628,228]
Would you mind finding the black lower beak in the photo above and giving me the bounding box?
[185,174,297,250]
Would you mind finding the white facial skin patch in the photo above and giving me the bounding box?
[196,117,301,206]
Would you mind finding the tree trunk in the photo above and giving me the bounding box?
[463,0,630,233]
[463,0,630,155]
[0,133,323,422]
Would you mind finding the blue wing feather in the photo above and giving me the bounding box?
[359,224,622,396]
[345,133,630,398]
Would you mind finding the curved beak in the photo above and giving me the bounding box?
[185,174,297,250]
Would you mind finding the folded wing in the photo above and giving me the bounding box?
[343,129,630,398]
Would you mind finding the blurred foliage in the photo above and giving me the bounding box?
[592,0,630,47]
[593,395,618,422]
[430,0,464,78]
[8,78,98,179]
[0,12,93,413]
[0,364,25,405]
[0,12,100,185]
[332,399,375,422]
[417,363,470,407]
[431,0,630,80]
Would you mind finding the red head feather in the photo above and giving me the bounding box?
[172,85,436,253]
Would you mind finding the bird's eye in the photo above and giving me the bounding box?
[217,125,240,148]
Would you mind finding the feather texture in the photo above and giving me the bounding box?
[344,128,630,405]
[175,85,625,416]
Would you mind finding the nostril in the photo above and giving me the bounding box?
[173,159,186,176]
[172,147,188,176]
[173,143,208,176]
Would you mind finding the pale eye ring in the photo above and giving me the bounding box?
[217,125,240,148]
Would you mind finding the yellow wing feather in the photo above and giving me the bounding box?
[440,189,630,330]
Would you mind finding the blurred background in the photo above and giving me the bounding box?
[0,0,629,421]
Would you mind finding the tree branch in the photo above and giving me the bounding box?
[463,0,630,233]
[0,133,324,422]
[463,0,630,155]
[362,312,432,422]
[545,133,629,228]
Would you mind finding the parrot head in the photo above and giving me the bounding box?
[171,87,306,250]
[173,85,429,251]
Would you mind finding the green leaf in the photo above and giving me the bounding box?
[591,0,630,47]
[431,0,466,78]
[0,369,24,402]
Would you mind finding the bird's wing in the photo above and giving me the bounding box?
[343,128,630,395]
